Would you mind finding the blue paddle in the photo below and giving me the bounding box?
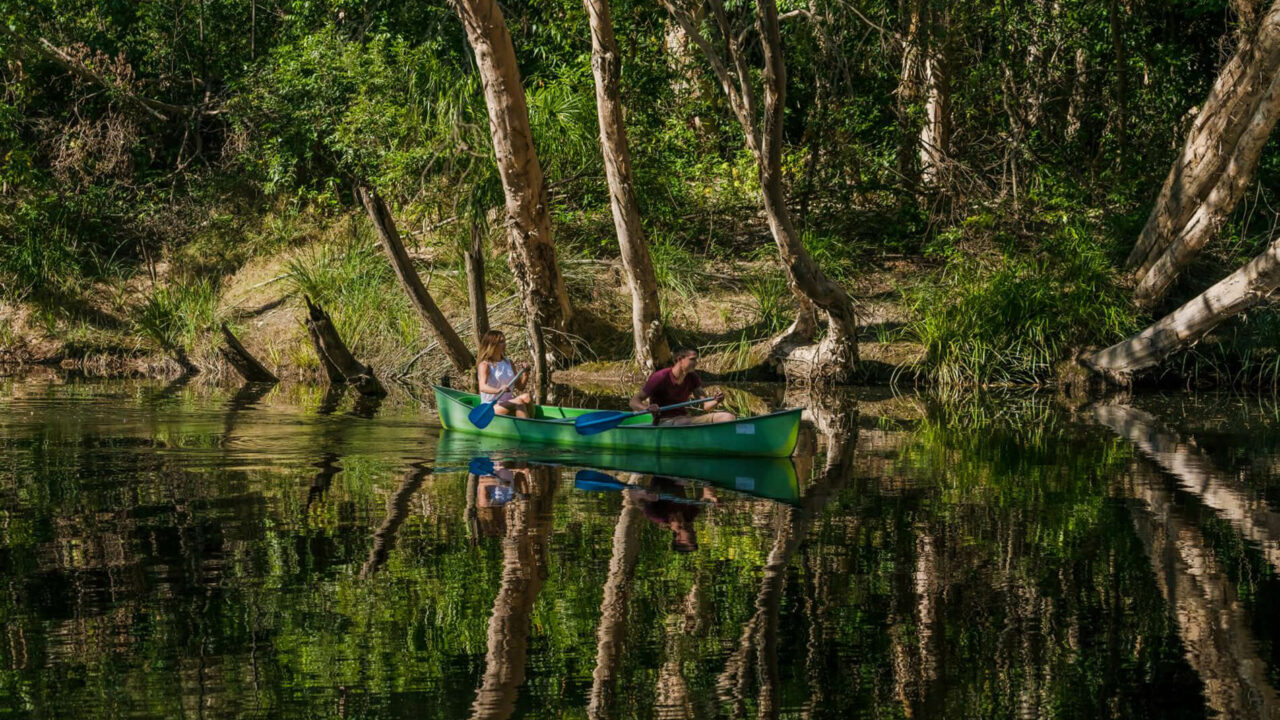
[573,395,720,436]
[468,368,528,429]
[573,469,710,505]
[468,457,496,476]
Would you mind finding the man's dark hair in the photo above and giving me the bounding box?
[671,348,698,362]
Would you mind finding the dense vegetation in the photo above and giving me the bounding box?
[3,0,1279,385]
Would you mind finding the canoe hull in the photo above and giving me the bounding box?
[433,386,800,457]
[436,430,800,504]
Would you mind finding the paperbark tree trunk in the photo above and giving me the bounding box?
[662,0,859,383]
[465,221,491,349]
[451,0,575,396]
[918,50,951,190]
[358,185,475,373]
[896,0,924,185]
[1132,65,1280,305]
[1083,233,1280,380]
[584,0,671,373]
[1126,1,1280,300]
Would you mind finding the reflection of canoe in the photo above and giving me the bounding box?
[433,386,800,457]
[436,430,800,505]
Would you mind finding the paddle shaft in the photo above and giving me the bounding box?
[626,395,720,421]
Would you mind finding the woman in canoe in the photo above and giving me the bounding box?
[477,329,533,418]
[629,348,735,425]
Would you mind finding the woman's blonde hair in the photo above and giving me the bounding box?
[478,330,507,363]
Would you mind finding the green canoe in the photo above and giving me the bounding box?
[433,385,801,457]
[435,430,800,505]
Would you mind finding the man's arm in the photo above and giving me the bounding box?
[630,391,658,413]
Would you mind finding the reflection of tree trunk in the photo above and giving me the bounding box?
[1093,404,1280,573]
[656,580,706,719]
[1126,2,1280,306]
[717,394,859,717]
[585,0,671,373]
[1123,461,1280,719]
[358,185,475,373]
[360,465,431,578]
[588,493,645,719]
[451,0,575,396]
[1084,234,1280,379]
[470,467,556,720]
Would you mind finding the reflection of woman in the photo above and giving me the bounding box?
[470,465,557,720]
[629,476,716,553]
[470,463,529,539]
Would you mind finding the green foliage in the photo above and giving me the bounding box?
[908,217,1140,385]
[133,278,219,351]
[745,271,790,335]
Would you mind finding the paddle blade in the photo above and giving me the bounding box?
[468,457,496,476]
[574,468,626,491]
[574,410,632,436]
[468,401,497,429]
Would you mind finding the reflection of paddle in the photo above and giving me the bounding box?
[468,457,496,476]
[467,368,527,429]
[573,469,710,505]
[573,396,718,436]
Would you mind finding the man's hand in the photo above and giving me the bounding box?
[647,403,660,413]
[703,392,725,410]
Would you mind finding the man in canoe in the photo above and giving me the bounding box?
[630,348,735,425]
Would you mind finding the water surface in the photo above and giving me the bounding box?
[3,377,1280,718]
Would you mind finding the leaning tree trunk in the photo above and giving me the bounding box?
[451,0,575,396]
[757,0,859,381]
[1126,1,1280,304]
[1132,67,1280,305]
[662,0,858,383]
[1083,233,1280,381]
[358,185,476,373]
[584,0,671,373]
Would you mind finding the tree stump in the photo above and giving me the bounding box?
[303,296,387,397]
[218,323,278,383]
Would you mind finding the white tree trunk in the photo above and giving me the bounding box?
[1126,1,1280,281]
[451,0,574,394]
[584,0,671,373]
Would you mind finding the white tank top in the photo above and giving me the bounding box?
[481,359,516,403]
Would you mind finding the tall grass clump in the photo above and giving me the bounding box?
[285,232,420,367]
[134,278,219,352]
[648,232,702,301]
[908,222,1139,386]
[746,272,791,335]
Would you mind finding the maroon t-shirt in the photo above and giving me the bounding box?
[641,367,701,419]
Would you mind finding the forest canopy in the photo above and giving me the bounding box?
[2,0,1278,387]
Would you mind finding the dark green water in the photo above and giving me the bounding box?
[4,377,1280,719]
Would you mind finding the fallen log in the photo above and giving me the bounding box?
[303,296,387,397]
[218,323,278,383]
[1083,233,1280,382]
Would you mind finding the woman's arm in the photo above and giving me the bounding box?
[477,361,503,394]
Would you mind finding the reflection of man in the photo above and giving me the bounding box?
[628,476,717,553]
